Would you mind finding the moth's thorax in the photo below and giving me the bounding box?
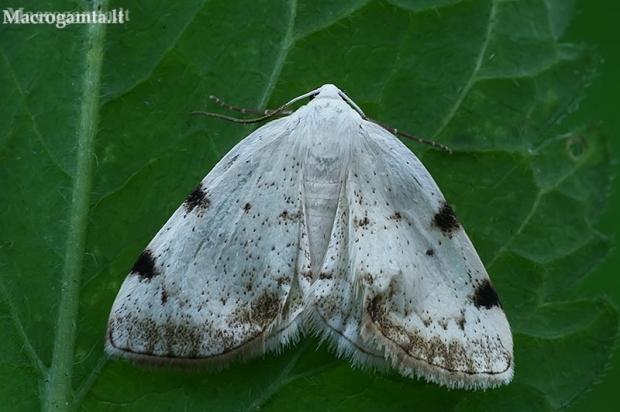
[294,98,360,274]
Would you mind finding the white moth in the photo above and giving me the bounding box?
[105,84,513,390]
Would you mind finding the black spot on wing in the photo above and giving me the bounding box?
[457,316,466,331]
[367,296,381,321]
[279,210,302,221]
[354,216,370,228]
[433,201,460,235]
[425,248,435,257]
[130,249,159,281]
[184,183,210,213]
[390,212,402,221]
[473,279,502,309]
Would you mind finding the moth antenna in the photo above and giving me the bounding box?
[192,87,322,124]
[369,119,452,153]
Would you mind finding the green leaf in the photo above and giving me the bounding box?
[0,0,616,411]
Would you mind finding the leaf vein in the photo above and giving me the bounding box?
[431,0,499,142]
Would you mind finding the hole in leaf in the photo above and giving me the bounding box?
[566,135,587,160]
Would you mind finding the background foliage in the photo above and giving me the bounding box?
[564,1,620,411]
[0,0,618,411]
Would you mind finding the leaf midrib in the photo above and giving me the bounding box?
[41,1,109,411]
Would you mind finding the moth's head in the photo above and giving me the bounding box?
[311,84,344,101]
[308,84,365,118]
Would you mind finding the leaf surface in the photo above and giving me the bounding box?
[0,0,616,411]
